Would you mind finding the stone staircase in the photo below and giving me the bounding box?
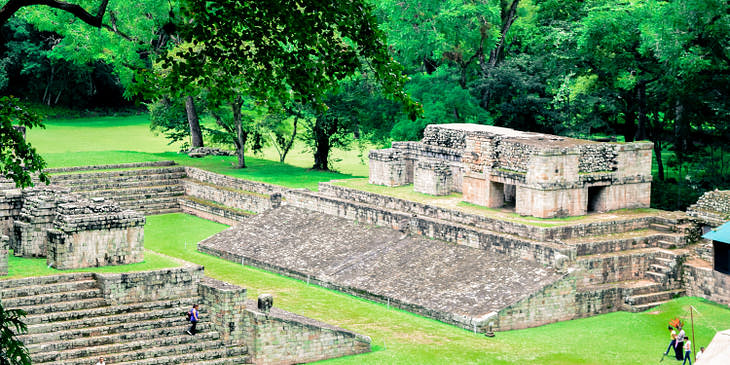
[0,273,250,364]
[49,164,185,216]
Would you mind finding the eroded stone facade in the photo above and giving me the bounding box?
[370,124,653,218]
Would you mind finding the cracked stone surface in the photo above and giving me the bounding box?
[199,206,561,319]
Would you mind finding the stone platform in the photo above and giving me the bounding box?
[199,206,562,330]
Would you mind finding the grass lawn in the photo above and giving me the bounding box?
[26,115,370,190]
[144,213,730,365]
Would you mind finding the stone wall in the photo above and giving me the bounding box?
[318,182,673,242]
[0,235,8,276]
[687,190,730,227]
[413,158,453,195]
[577,252,653,285]
[46,198,144,269]
[682,263,730,305]
[422,124,468,149]
[199,277,248,345]
[243,300,371,365]
[368,149,410,187]
[182,179,278,214]
[184,167,288,196]
[12,188,69,257]
[0,190,21,241]
[578,144,618,173]
[96,265,203,305]
[495,140,538,173]
[179,198,250,226]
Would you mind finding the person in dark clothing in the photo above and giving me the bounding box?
[186,304,199,335]
[675,326,686,360]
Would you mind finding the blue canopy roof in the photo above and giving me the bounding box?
[703,221,730,244]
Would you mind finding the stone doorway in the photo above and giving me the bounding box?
[587,186,607,213]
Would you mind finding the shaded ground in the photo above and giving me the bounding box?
[198,206,561,320]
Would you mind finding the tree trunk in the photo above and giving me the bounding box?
[635,82,647,141]
[312,118,330,171]
[280,115,298,163]
[232,97,247,168]
[185,95,204,147]
[488,0,520,68]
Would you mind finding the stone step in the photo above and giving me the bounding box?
[119,201,181,214]
[111,346,249,365]
[654,248,689,261]
[116,197,181,209]
[0,273,95,290]
[646,271,667,284]
[19,314,204,345]
[145,208,183,216]
[32,328,221,363]
[50,166,185,182]
[1,279,97,299]
[181,354,251,365]
[24,297,197,326]
[39,338,242,365]
[631,300,672,312]
[26,305,201,335]
[27,324,193,354]
[649,264,672,274]
[60,177,184,192]
[625,289,684,308]
[16,297,108,316]
[649,223,673,232]
[3,288,102,309]
[44,161,177,174]
[79,188,185,202]
[56,170,186,186]
[658,240,679,249]
[655,257,675,267]
[621,280,664,297]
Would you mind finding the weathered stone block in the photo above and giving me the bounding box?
[414,158,452,196]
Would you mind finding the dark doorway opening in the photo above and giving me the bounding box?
[587,186,606,213]
[714,242,730,275]
[503,184,516,208]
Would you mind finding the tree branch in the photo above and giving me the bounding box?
[0,0,110,29]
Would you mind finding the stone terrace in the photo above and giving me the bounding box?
[198,205,562,330]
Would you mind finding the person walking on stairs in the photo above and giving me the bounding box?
[187,304,199,335]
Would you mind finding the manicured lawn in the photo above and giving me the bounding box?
[145,213,730,365]
[27,115,371,190]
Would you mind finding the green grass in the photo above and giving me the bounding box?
[27,115,371,190]
[3,250,180,279]
[142,213,730,365]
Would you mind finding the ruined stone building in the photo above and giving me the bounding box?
[369,123,653,218]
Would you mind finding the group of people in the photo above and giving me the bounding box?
[663,324,705,364]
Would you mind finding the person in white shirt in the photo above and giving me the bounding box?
[95,357,105,365]
[681,339,692,365]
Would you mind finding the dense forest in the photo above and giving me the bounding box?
[1,0,729,210]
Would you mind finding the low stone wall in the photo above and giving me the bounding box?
[414,158,452,195]
[687,190,730,227]
[369,149,410,187]
[199,277,248,345]
[682,264,730,305]
[184,167,287,196]
[182,179,278,214]
[44,160,176,174]
[199,277,370,365]
[179,198,249,226]
[577,252,653,285]
[96,265,203,305]
[319,182,668,242]
[243,300,371,365]
[497,273,627,330]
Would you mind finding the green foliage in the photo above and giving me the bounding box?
[147,96,190,148]
[0,96,48,187]
[0,302,30,365]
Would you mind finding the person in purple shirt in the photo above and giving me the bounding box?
[186,304,199,335]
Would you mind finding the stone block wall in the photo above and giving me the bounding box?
[182,179,276,214]
[496,140,538,173]
[422,124,468,149]
[179,198,250,226]
[0,235,8,276]
[687,190,730,227]
[592,183,651,212]
[45,199,144,270]
[243,302,371,365]
[12,189,67,257]
[616,142,653,179]
[199,277,248,345]
[525,150,580,185]
[578,144,618,173]
[96,265,203,305]
[516,186,586,218]
[414,158,453,195]
[368,149,410,187]
[0,190,22,242]
[577,253,653,285]
[682,264,730,305]
[184,167,287,196]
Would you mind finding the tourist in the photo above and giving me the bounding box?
[95,357,105,365]
[663,325,677,358]
[696,346,705,361]
[187,304,199,335]
[675,326,686,360]
[681,338,692,365]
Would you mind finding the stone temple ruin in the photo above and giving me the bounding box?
[0,186,144,272]
[369,124,653,218]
